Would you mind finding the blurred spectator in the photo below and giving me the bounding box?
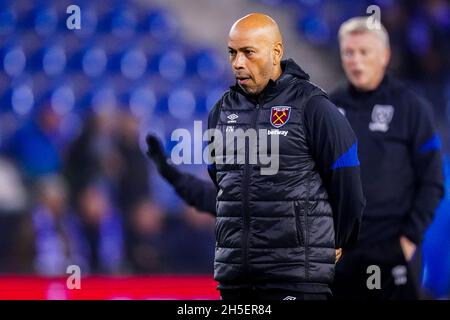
[116,111,151,214]
[127,199,167,273]
[115,111,152,264]
[76,182,125,274]
[4,103,63,181]
[30,175,88,275]
[164,206,215,274]
[64,108,151,273]
[27,176,125,275]
[0,157,28,272]
[63,108,122,203]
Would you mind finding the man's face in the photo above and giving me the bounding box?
[340,31,390,91]
[228,30,275,95]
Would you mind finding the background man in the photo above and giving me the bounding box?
[330,17,444,300]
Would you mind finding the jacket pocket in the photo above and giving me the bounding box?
[294,201,305,246]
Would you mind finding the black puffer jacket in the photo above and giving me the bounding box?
[207,59,364,293]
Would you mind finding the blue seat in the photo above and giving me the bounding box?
[158,50,186,82]
[147,9,179,43]
[42,44,67,77]
[0,7,16,36]
[120,47,148,80]
[11,83,35,116]
[110,6,137,39]
[128,86,157,118]
[193,49,226,82]
[82,46,108,78]
[297,12,331,45]
[2,45,26,77]
[34,6,58,37]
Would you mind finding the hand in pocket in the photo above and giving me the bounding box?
[399,236,416,261]
[335,248,343,263]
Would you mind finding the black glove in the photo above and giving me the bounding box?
[145,134,181,183]
[146,134,167,165]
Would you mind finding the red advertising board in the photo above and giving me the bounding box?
[0,276,220,300]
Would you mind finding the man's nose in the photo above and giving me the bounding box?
[232,53,245,70]
[349,52,363,65]
[345,57,358,70]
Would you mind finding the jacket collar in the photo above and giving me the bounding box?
[348,73,390,99]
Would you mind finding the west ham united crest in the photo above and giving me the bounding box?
[369,104,394,132]
[270,106,291,128]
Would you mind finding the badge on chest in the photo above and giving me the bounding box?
[271,106,291,128]
[369,104,394,132]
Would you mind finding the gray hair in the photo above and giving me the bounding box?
[338,16,390,49]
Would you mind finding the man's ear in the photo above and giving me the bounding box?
[273,42,283,65]
[381,47,391,68]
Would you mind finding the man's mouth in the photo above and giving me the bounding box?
[351,69,363,78]
[236,76,251,85]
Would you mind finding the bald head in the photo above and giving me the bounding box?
[227,13,284,95]
[229,13,283,47]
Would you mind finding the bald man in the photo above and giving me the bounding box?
[201,13,365,300]
[146,13,365,300]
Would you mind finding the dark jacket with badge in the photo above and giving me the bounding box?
[206,59,365,292]
[330,75,444,247]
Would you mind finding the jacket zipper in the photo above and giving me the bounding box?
[294,201,304,246]
[304,173,310,281]
[242,100,261,280]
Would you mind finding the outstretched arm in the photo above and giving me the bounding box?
[146,135,217,216]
